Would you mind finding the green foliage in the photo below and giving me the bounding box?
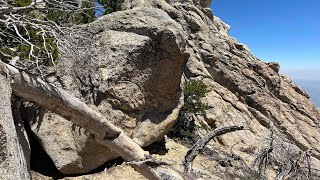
[97,0,120,15]
[0,27,58,65]
[8,0,120,26]
[11,0,32,7]
[169,79,209,141]
[169,112,197,142]
[19,29,58,61]
[182,80,209,114]
[184,79,209,98]
[46,1,95,25]
[0,47,16,57]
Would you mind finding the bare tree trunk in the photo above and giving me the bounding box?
[4,63,161,179]
[0,63,30,180]
[183,125,244,172]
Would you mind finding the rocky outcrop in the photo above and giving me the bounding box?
[24,0,320,177]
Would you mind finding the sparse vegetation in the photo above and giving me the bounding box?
[252,131,319,179]
[169,79,209,141]
[182,79,209,114]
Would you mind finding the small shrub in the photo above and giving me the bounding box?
[184,79,209,98]
[169,79,209,141]
[182,79,209,115]
[169,112,197,141]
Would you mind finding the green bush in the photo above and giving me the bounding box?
[184,79,209,98]
[169,112,197,141]
[182,79,209,115]
[169,79,209,141]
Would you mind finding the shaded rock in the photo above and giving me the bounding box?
[199,0,212,8]
[26,109,118,174]
[234,42,250,52]
[32,164,147,180]
[267,62,280,73]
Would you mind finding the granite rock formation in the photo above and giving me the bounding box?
[9,0,320,178]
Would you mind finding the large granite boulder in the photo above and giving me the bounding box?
[26,0,320,176]
[27,7,185,174]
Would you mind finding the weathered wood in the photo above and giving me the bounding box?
[183,125,244,172]
[4,63,161,179]
[0,63,30,180]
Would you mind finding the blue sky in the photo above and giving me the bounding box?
[210,1,320,80]
[95,1,104,17]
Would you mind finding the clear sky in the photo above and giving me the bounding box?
[210,1,320,80]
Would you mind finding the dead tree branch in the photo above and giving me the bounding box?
[3,63,161,180]
[253,129,319,180]
[183,125,245,172]
[253,130,275,176]
[0,61,30,179]
[0,0,105,75]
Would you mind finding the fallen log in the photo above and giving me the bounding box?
[0,63,30,180]
[3,63,161,179]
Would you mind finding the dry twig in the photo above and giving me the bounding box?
[0,0,104,75]
[183,125,245,172]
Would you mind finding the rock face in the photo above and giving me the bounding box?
[28,6,186,174]
[26,0,320,176]
[0,62,30,179]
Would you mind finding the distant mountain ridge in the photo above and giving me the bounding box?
[293,79,320,108]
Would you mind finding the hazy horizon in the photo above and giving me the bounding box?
[282,69,320,81]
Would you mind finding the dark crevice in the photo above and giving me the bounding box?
[93,91,105,106]
[143,138,168,155]
[22,115,66,179]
